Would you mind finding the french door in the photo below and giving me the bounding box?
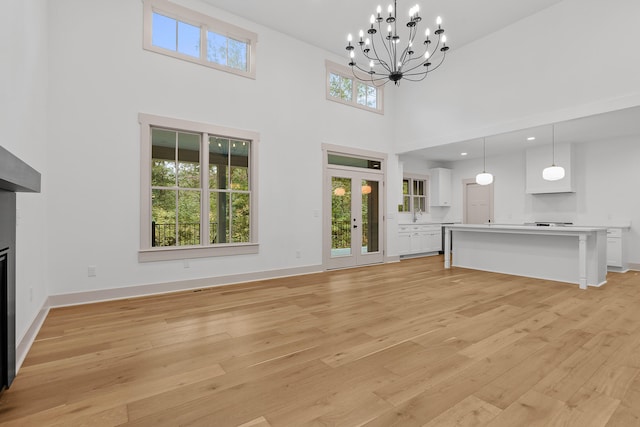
[326,169,384,269]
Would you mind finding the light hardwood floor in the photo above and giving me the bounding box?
[2,256,640,426]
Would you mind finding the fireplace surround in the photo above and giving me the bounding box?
[0,146,40,391]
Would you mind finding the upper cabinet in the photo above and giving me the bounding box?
[430,168,452,206]
[525,143,574,194]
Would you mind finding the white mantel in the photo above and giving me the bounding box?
[444,224,607,290]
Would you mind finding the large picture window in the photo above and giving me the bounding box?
[143,0,257,79]
[139,114,259,262]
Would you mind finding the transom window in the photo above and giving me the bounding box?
[143,0,257,78]
[325,61,384,114]
[139,114,259,262]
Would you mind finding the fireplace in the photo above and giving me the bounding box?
[0,147,40,391]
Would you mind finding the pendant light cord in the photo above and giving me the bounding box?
[483,138,486,172]
[552,124,556,166]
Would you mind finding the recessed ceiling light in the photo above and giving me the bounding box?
[460,152,468,156]
[527,137,536,141]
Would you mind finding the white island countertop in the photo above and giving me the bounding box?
[444,224,607,289]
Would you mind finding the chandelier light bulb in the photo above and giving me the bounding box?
[425,51,430,59]
[370,14,375,24]
[377,5,382,15]
[369,60,374,68]
[436,16,442,25]
[387,24,392,34]
[388,4,393,15]
[347,33,352,42]
[365,37,370,45]
[442,35,447,44]
[350,51,355,58]
[359,29,364,39]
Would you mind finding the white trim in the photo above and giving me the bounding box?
[325,60,384,115]
[142,0,258,79]
[16,301,49,373]
[627,262,640,271]
[139,113,259,260]
[48,265,323,308]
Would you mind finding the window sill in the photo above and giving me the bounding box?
[138,243,259,262]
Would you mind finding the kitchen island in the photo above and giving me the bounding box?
[444,224,607,289]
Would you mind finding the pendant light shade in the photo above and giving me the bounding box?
[475,138,493,186]
[476,172,494,185]
[542,165,565,181]
[543,124,565,181]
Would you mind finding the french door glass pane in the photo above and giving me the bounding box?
[331,177,352,256]
[152,189,176,247]
[177,190,200,246]
[361,180,379,254]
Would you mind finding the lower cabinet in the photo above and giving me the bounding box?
[399,225,442,256]
[606,228,624,269]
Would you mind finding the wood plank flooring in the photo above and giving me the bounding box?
[2,256,640,426]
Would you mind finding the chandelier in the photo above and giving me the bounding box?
[346,0,449,86]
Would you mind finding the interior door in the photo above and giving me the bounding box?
[327,170,384,269]
[465,181,494,224]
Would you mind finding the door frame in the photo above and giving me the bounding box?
[462,178,495,224]
[322,143,387,270]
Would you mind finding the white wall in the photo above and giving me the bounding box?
[394,0,640,153]
[0,0,49,344]
[436,137,640,264]
[45,0,397,296]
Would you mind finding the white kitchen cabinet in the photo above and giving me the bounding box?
[606,227,628,271]
[525,143,574,194]
[399,224,442,257]
[430,168,452,206]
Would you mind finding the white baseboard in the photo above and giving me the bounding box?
[48,264,323,308]
[628,263,640,272]
[16,301,50,372]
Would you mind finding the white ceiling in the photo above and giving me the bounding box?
[199,0,564,57]
[407,105,640,162]
[198,0,640,162]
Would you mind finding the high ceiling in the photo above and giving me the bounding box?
[198,0,639,162]
[200,0,564,57]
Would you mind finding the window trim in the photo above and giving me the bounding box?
[143,0,258,79]
[139,113,260,262]
[400,174,430,214]
[325,60,384,115]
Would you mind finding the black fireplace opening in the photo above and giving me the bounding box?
[0,247,8,392]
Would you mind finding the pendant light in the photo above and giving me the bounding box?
[475,138,493,185]
[542,124,565,181]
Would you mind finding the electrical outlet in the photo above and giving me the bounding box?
[88,266,96,277]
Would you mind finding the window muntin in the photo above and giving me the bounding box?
[140,113,259,261]
[399,176,428,213]
[325,60,383,114]
[143,0,257,78]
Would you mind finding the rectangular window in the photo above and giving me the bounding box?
[399,175,429,213]
[140,113,259,262]
[325,60,383,114]
[143,0,257,79]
